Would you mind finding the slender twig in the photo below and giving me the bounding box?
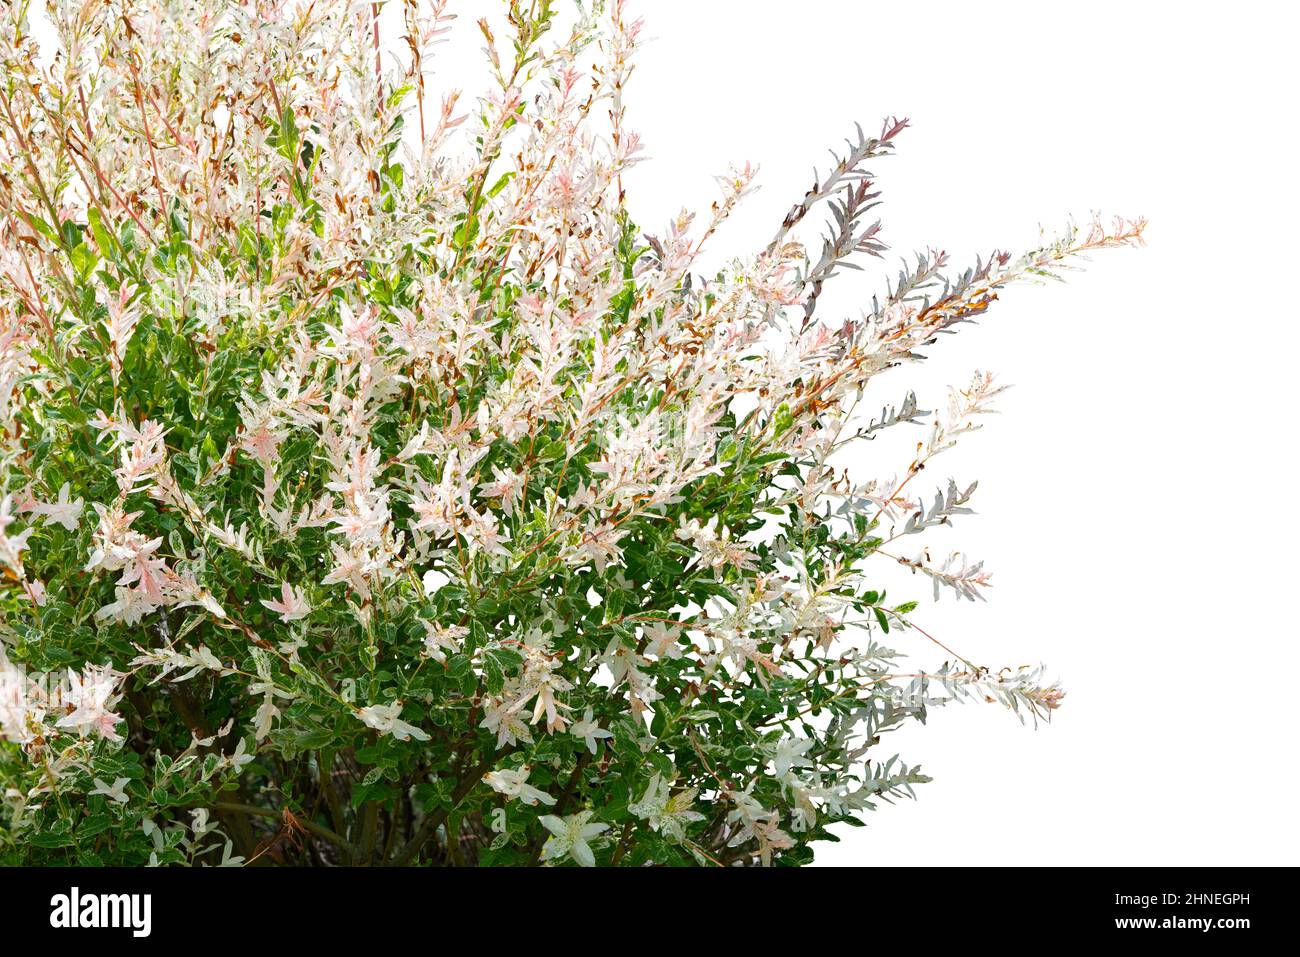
[214,802,355,857]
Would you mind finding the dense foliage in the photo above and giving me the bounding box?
[0,0,1142,866]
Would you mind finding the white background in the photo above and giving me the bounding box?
[30,0,1300,865]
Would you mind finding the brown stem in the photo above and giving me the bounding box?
[389,754,497,866]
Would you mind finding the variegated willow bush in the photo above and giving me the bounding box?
[0,0,1142,867]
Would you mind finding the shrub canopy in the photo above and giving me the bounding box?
[0,0,1141,865]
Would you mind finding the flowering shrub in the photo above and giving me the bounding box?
[0,0,1143,867]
